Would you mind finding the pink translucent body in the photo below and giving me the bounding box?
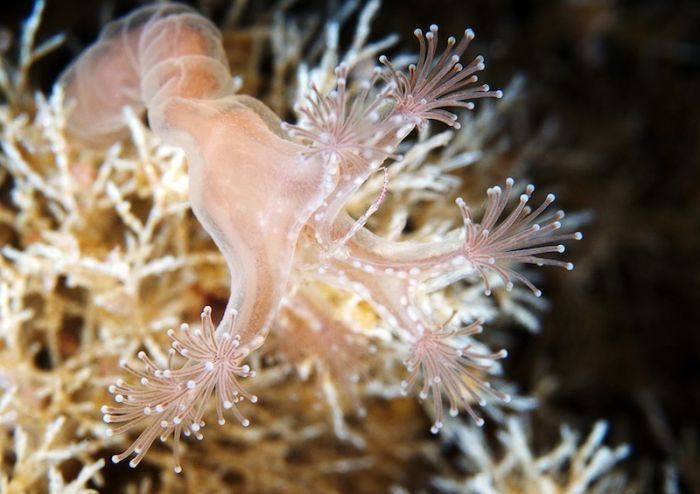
[61,4,329,348]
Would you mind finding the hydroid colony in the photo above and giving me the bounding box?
[0,1,628,492]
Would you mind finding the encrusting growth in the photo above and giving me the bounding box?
[58,3,581,470]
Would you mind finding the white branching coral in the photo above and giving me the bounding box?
[435,418,630,494]
[0,413,104,493]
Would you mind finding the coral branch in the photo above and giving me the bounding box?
[316,177,580,299]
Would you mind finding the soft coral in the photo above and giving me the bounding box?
[59,2,580,471]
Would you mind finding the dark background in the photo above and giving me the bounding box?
[2,0,699,491]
